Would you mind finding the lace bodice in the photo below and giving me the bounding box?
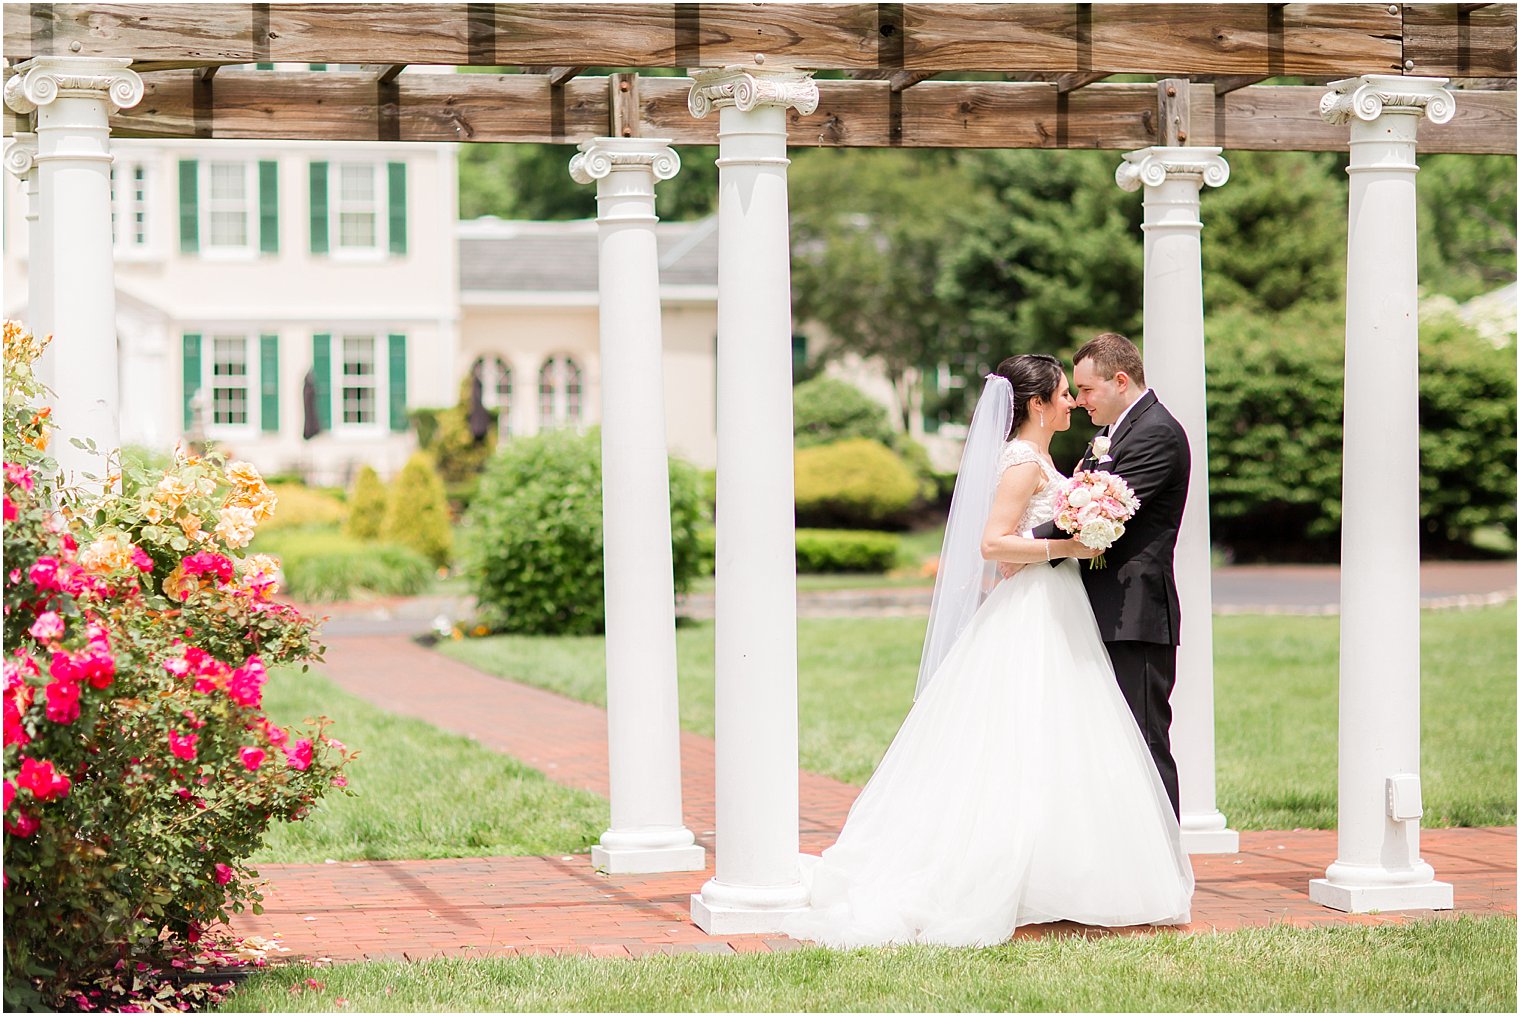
[998,439,1065,533]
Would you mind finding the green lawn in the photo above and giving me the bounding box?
[439,604,1517,828]
[253,666,607,865]
[217,916,1515,1012]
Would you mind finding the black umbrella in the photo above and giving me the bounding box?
[466,360,491,443]
[302,368,322,440]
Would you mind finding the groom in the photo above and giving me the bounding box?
[1037,332,1190,820]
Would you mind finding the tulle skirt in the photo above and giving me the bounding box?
[782,558,1193,948]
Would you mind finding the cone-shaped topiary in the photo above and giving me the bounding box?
[345,465,388,541]
[379,453,453,568]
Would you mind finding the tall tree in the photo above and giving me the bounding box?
[788,150,985,430]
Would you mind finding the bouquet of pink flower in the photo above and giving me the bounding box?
[1053,470,1140,568]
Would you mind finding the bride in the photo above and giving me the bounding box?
[783,353,1193,948]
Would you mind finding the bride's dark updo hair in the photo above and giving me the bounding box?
[993,353,1064,438]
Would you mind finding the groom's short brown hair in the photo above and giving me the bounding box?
[1074,332,1145,388]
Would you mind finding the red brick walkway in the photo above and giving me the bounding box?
[232,636,1516,960]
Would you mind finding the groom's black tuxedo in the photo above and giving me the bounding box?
[1034,389,1190,818]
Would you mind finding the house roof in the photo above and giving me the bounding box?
[458,215,718,295]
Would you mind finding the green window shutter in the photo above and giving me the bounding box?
[259,334,280,433]
[791,333,808,375]
[309,161,329,254]
[387,333,408,432]
[921,364,941,434]
[255,62,274,71]
[312,334,332,431]
[181,333,202,429]
[258,160,279,254]
[178,160,199,254]
[308,63,327,71]
[387,162,408,256]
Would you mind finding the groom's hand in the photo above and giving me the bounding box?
[998,561,1025,579]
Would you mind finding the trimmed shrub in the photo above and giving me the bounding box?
[465,428,707,635]
[345,465,387,541]
[796,529,901,573]
[262,482,347,532]
[379,453,453,568]
[1204,302,1517,560]
[795,438,922,529]
[254,528,432,602]
[793,375,895,448]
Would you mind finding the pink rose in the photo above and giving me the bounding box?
[78,648,115,690]
[227,657,267,709]
[28,611,65,642]
[239,746,266,771]
[3,780,14,810]
[265,725,289,748]
[44,680,81,725]
[131,547,153,572]
[5,810,39,837]
[3,462,34,492]
[3,496,15,522]
[214,863,234,886]
[164,656,191,678]
[167,730,198,762]
[285,739,314,771]
[331,774,348,788]
[17,756,71,802]
[27,557,61,591]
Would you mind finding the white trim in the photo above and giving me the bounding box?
[201,159,259,257]
[204,331,260,439]
[461,285,718,307]
[110,158,156,259]
[330,161,387,256]
[332,332,388,435]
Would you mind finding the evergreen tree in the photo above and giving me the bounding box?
[344,465,387,542]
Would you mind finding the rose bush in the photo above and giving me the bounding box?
[2,322,353,1010]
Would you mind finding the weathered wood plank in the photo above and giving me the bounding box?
[0,2,1447,76]
[103,70,1516,154]
[1404,4,1518,78]
[1091,4,1404,76]
[1191,83,1517,154]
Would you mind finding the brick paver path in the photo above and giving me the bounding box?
[233,636,1516,960]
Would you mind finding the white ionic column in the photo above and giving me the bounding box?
[4,57,143,488]
[569,138,705,875]
[686,65,817,934]
[4,130,54,391]
[1116,148,1239,855]
[1309,75,1456,914]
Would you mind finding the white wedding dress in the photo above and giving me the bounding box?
[783,439,1193,948]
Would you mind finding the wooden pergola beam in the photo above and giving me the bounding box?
[848,70,940,93]
[1008,71,1111,94]
[108,71,1517,155]
[8,3,1513,79]
[365,64,408,85]
[524,66,589,87]
[1210,74,1271,96]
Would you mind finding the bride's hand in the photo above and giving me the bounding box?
[1066,540,1101,560]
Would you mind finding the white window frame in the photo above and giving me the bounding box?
[329,162,388,260]
[110,159,153,258]
[200,160,259,259]
[333,333,388,435]
[204,333,259,439]
[537,355,583,432]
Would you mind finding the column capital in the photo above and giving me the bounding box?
[4,56,144,115]
[1116,146,1230,192]
[1320,74,1455,127]
[687,65,818,119]
[569,137,681,185]
[4,132,37,178]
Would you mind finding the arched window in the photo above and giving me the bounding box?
[537,356,583,430]
[470,355,515,437]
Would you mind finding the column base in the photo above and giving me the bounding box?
[1180,809,1239,854]
[1309,878,1454,913]
[592,842,707,874]
[1181,827,1240,854]
[690,877,810,935]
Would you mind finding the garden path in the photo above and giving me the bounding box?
[230,634,1516,961]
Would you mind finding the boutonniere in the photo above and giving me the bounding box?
[1090,435,1111,458]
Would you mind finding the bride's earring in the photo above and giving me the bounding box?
[1039,408,1047,428]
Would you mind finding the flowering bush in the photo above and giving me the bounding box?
[2,323,352,1009]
